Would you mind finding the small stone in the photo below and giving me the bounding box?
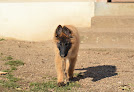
[118,81,121,84]
[0,71,8,75]
[16,88,22,91]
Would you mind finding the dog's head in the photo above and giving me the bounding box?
[55,25,72,58]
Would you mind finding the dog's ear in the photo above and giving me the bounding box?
[63,26,72,38]
[55,25,62,37]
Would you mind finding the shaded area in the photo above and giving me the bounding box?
[74,65,118,82]
[107,0,111,2]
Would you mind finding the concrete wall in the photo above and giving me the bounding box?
[112,0,134,2]
[95,2,134,16]
[0,0,93,2]
[0,2,94,41]
[95,0,107,2]
[1,1,134,41]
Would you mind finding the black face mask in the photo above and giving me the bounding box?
[57,41,72,58]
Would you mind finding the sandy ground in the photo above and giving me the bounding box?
[0,30,134,92]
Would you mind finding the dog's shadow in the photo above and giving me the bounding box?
[74,65,118,82]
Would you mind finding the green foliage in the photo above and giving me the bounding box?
[0,56,24,91]
[6,74,20,82]
[5,60,24,66]
[0,55,13,61]
[3,69,12,73]
[119,84,133,91]
[0,38,5,41]
[0,80,19,89]
[30,81,56,92]
[1,55,80,92]
[6,56,13,60]
[30,81,80,92]
[11,66,17,71]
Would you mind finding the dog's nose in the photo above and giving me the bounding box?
[61,54,65,57]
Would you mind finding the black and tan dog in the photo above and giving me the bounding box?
[53,25,80,86]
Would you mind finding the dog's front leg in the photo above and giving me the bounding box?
[55,55,65,86]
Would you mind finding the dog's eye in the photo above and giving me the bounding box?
[59,42,63,45]
[65,42,69,46]
[65,43,67,45]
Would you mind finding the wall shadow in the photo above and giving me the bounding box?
[74,65,118,82]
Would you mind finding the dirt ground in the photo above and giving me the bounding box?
[0,30,134,92]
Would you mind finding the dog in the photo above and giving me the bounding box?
[53,25,80,86]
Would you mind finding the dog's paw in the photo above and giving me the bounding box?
[57,82,66,87]
[69,77,74,81]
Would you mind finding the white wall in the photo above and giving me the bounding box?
[0,2,95,41]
